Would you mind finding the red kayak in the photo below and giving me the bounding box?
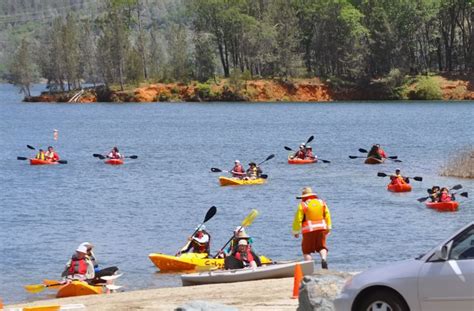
[29,159,59,165]
[288,157,317,164]
[105,158,124,165]
[387,183,412,193]
[425,201,459,212]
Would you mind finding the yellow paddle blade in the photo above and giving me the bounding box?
[24,284,46,294]
[241,209,259,227]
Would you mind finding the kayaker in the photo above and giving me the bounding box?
[428,186,441,202]
[292,187,331,269]
[61,245,95,282]
[246,162,262,179]
[224,239,259,269]
[231,160,245,178]
[177,225,211,256]
[304,146,316,160]
[367,144,386,160]
[291,144,306,159]
[79,242,119,285]
[45,146,60,162]
[439,187,455,202]
[35,149,46,160]
[107,147,122,159]
[390,169,409,185]
[216,227,254,258]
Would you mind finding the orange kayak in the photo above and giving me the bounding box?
[425,201,459,212]
[364,157,384,164]
[105,158,124,165]
[56,281,102,298]
[387,183,412,192]
[29,159,58,165]
[288,157,317,164]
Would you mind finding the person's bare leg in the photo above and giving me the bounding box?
[303,254,312,261]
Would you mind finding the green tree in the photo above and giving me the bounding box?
[8,38,39,97]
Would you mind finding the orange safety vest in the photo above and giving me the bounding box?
[301,199,328,233]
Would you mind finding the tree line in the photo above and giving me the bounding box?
[6,0,473,97]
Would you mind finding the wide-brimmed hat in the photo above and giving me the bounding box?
[237,231,250,239]
[193,234,209,244]
[79,242,93,250]
[296,187,317,199]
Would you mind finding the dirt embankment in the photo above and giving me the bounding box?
[24,76,474,103]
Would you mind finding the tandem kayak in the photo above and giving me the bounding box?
[425,201,459,212]
[105,158,124,165]
[387,183,412,193]
[218,176,266,186]
[56,281,102,298]
[181,260,314,286]
[149,253,272,272]
[288,157,317,164]
[29,159,58,165]
[364,157,384,164]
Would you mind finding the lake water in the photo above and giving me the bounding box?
[0,84,473,304]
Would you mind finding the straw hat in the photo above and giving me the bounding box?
[238,239,248,246]
[296,187,317,199]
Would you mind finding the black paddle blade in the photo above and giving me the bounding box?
[392,159,403,163]
[284,146,292,151]
[211,168,222,173]
[349,156,360,159]
[417,196,429,202]
[451,184,463,190]
[359,148,368,153]
[320,159,331,163]
[58,160,68,164]
[260,174,268,179]
[413,177,423,182]
[306,136,314,144]
[377,172,388,177]
[266,154,275,161]
[460,192,468,198]
[427,188,433,194]
[27,145,36,150]
[17,156,28,160]
[93,154,102,158]
[388,156,398,159]
[203,206,217,223]
[128,155,138,159]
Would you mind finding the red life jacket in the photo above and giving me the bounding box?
[68,258,88,275]
[234,249,254,264]
[232,164,245,175]
[305,150,314,158]
[295,150,305,159]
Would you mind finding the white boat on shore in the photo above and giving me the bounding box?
[181,260,314,286]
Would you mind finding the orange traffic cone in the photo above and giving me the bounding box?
[291,263,303,299]
[0,297,3,310]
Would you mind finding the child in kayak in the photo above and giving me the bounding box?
[224,239,260,269]
[176,226,211,256]
[428,186,441,202]
[439,187,455,202]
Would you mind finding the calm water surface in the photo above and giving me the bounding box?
[0,84,473,304]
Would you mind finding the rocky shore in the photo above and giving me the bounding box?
[23,76,474,103]
[8,270,352,311]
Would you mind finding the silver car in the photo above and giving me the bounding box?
[334,221,474,311]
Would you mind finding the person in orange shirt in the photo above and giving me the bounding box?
[292,187,332,269]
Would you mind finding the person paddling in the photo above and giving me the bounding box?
[45,146,60,162]
[35,149,46,160]
[231,160,246,178]
[246,162,262,179]
[428,186,441,202]
[305,146,317,160]
[291,144,306,160]
[390,169,409,185]
[224,239,259,269]
[292,187,332,269]
[439,187,455,202]
[177,225,211,256]
[79,242,119,285]
[367,144,386,160]
[107,147,123,159]
[61,245,95,282]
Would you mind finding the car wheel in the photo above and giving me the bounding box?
[358,290,408,311]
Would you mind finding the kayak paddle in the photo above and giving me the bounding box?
[258,154,275,165]
[27,145,36,150]
[177,206,217,254]
[94,154,138,160]
[417,184,463,202]
[25,282,64,293]
[17,157,67,164]
[213,209,259,258]
[377,172,422,182]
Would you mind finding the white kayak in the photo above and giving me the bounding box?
[181,260,314,286]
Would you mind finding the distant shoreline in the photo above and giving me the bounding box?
[23,76,474,103]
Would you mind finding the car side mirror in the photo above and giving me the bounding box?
[434,241,453,261]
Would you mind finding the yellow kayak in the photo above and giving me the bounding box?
[56,281,102,298]
[218,176,266,186]
[149,252,272,272]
